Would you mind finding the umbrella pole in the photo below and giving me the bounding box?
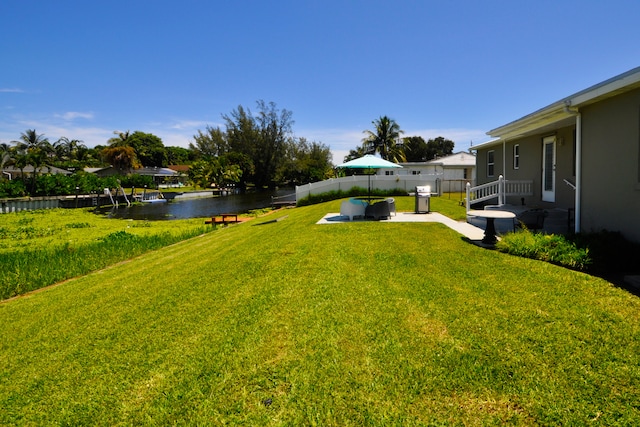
[368,168,371,203]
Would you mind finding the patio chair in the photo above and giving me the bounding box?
[340,198,367,220]
[365,200,391,220]
[515,209,548,231]
[385,198,396,216]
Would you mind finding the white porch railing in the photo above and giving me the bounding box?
[465,175,533,212]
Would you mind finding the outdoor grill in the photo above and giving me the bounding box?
[414,185,431,214]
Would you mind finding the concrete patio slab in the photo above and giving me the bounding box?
[317,211,486,242]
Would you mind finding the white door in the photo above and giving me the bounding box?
[542,136,556,202]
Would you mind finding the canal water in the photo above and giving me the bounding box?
[96,188,294,220]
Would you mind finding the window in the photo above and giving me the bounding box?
[487,150,495,177]
[385,170,394,176]
[411,170,421,175]
[463,168,468,179]
[513,144,520,169]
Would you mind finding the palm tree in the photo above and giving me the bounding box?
[14,129,50,153]
[101,146,140,173]
[0,142,12,170]
[102,131,140,173]
[13,129,52,192]
[107,130,131,147]
[54,137,86,163]
[362,116,406,162]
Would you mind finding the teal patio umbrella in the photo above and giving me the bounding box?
[336,154,402,201]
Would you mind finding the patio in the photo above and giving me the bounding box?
[318,206,574,246]
[317,211,487,242]
[467,206,574,236]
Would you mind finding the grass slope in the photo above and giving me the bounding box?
[1,200,639,425]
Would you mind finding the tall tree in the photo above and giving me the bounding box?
[402,136,429,162]
[0,142,12,170]
[166,146,193,165]
[108,130,131,147]
[254,100,293,188]
[102,131,141,172]
[13,129,52,191]
[343,145,367,163]
[425,136,455,160]
[278,138,333,184]
[14,129,50,153]
[224,101,293,188]
[362,116,405,162]
[53,137,86,166]
[189,125,228,158]
[127,131,166,167]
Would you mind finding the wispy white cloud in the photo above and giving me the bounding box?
[0,115,113,146]
[169,119,212,131]
[0,88,24,93]
[54,111,95,121]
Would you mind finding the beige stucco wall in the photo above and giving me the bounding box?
[580,87,640,242]
[475,124,576,209]
[476,86,640,242]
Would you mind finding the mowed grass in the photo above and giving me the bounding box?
[1,199,639,425]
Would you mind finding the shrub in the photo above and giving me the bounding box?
[0,179,27,198]
[496,230,591,270]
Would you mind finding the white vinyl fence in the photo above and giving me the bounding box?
[296,174,443,201]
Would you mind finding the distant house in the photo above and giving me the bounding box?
[472,66,640,243]
[378,151,476,192]
[85,166,182,186]
[2,165,72,180]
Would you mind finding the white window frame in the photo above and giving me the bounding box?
[513,144,520,169]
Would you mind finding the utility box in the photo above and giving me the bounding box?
[415,186,431,213]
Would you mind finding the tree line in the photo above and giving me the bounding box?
[0,101,335,198]
[1,108,458,199]
[346,115,456,164]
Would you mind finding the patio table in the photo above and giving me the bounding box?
[467,209,516,244]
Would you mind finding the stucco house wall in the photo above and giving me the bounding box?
[580,87,640,242]
[473,66,640,243]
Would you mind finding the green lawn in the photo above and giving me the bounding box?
[1,200,639,425]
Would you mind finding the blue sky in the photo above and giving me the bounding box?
[2,0,639,163]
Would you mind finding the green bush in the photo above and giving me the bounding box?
[496,230,591,270]
[1,172,157,198]
[498,229,640,276]
[0,179,27,198]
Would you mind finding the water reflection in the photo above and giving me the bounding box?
[96,189,293,220]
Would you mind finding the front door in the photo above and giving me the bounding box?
[542,136,556,202]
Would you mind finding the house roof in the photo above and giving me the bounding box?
[85,166,179,177]
[167,165,190,173]
[425,151,476,167]
[397,152,476,168]
[2,165,72,175]
[474,66,640,149]
[133,167,179,177]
